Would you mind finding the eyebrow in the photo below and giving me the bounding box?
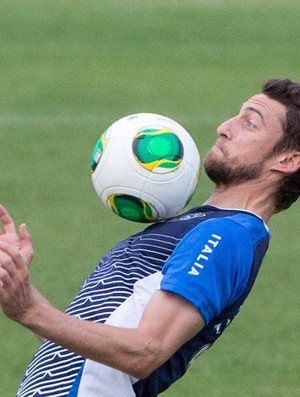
[242,104,265,124]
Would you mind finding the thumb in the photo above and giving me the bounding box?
[19,223,34,266]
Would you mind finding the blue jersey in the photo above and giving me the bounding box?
[16,206,270,397]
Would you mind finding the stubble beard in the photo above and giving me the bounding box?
[203,149,264,186]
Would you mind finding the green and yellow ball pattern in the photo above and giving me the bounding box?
[91,129,109,172]
[132,128,183,173]
[107,194,157,222]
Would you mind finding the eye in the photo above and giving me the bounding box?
[246,120,257,129]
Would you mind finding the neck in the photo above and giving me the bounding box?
[204,180,277,223]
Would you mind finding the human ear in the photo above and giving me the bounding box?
[272,151,300,174]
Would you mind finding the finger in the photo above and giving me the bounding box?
[0,264,12,287]
[0,241,24,271]
[0,248,17,276]
[0,205,17,234]
[19,224,34,264]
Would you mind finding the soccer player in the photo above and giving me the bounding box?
[0,78,299,397]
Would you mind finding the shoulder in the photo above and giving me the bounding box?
[178,209,269,251]
[220,211,270,244]
[160,209,269,323]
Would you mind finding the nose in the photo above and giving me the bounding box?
[216,117,235,139]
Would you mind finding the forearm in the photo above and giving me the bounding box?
[31,286,51,342]
[20,300,159,378]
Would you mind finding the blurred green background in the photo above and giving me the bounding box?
[0,1,299,396]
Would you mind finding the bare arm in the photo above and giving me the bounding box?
[0,206,204,379]
[18,289,204,378]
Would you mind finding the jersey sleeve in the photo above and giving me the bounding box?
[160,217,254,324]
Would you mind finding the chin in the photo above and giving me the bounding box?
[204,149,225,169]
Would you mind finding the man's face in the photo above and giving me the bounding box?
[204,94,287,186]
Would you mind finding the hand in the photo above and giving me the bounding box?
[0,240,34,322]
[0,206,35,321]
[0,205,33,267]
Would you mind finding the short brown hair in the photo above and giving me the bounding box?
[263,78,300,212]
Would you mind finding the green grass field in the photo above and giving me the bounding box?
[0,1,300,395]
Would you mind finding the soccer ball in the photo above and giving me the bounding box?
[91,113,200,222]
